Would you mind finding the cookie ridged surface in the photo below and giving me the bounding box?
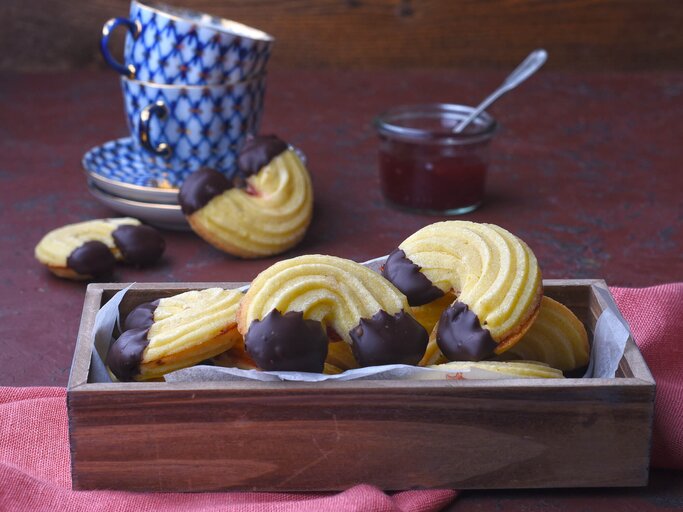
[35,218,140,278]
[108,288,243,381]
[183,148,313,258]
[384,221,542,359]
[497,296,590,371]
[238,254,428,371]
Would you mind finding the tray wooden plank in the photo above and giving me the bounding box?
[68,381,653,491]
[67,280,655,491]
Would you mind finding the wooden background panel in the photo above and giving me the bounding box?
[1,0,682,71]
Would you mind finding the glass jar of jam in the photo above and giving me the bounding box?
[374,104,497,215]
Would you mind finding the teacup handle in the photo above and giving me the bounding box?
[100,17,140,77]
[138,101,172,157]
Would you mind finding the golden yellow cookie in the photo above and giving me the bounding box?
[429,360,564,379]
[35,217,164,279]
[382,221,542,361]
[419,337,449,367]
[237,254,428,372]
[107,288,243,381]
[179,135,313,259]
[411,292,456,334]
[325,340,359,372]
[211,338,259,370]
[412,294,453,366]
[496,296,590,372]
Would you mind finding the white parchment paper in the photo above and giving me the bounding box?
[584,286,631,378]
[89,284,133,383]
[165,364,514,382]
[89,258,631,382]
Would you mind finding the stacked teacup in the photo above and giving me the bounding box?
[99,0,274,184]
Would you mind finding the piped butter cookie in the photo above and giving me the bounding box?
[107,288,243,381]
[496,296,589,372]
[178,135,313,258]
[382,221,542,361]
[237,254,428,372]
[34,218,165,280]
[430,360,564,379]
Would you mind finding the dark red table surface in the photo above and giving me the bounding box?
[0,69,682,508]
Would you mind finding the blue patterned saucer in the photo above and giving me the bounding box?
[83,137,307,205]
[83,137,182,204]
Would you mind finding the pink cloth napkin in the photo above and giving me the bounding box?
[610,283,683,469]
[1,284,682,511]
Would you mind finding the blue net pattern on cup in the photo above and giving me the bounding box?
[121,77,265,179]
[126,7,272,85]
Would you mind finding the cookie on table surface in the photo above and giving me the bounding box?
[34,217,165,280]
[107,287,243,381]
[179,135,313,259]
[495,296,590,372]
[382,221,542,361]
[237,254,428,372]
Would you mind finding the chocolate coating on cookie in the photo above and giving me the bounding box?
[106,328,151,381]
[123,300,159,332]
[107,301,158,381]
[237,135,288,178]
[436,302,497,361]
[349,310,428,367]
[178,168,233,215]
[66,241,116,277]
[382,249,444,307]
[112,225,165,266]
[245,309,328,372]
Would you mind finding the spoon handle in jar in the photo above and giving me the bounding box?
[454,49,548,134]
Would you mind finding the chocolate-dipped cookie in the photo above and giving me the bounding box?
[495,296,589,372]
[237,254,428,372]
[178,135,313,259]
[34,218,165,280]
[383,221,542,361]
[430,360,564,379]
[107,288,243,381]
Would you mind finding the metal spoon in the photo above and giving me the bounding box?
[454,49,548,133]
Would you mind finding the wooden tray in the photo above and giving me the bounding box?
[67,279,655,492]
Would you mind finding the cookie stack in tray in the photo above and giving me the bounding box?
[84,0,274,230]
[99,220,590,382]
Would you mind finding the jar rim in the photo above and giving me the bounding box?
[374,103,497,144]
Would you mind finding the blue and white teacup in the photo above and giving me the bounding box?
[102,1,274,85]
[121,74,266,179]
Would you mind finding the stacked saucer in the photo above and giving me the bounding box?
[83,137,187,230]
[85,1,274,230]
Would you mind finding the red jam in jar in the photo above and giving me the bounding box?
[375,104,496,214]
